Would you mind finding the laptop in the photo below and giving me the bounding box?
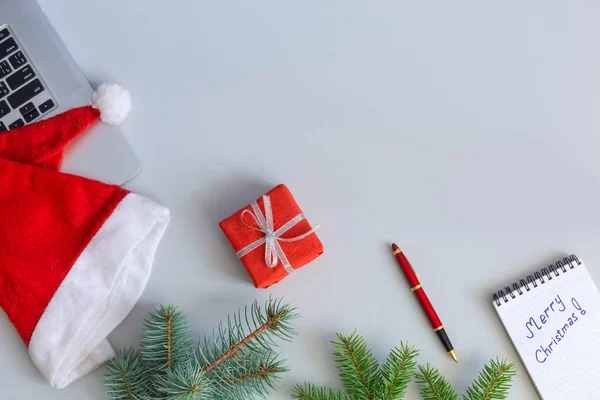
[0,0,139,185]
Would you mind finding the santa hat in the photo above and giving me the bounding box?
[0,83,170,389]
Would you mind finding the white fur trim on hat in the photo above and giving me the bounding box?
[28,194,170,389]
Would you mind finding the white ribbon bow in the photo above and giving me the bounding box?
[236,195,319,273]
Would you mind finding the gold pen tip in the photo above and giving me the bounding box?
[448,350,458,362]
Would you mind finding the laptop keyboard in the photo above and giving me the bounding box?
[0,25,57,133]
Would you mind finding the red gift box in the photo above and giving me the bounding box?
[219,184,323,288]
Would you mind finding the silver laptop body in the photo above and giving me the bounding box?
[0,0,139,185]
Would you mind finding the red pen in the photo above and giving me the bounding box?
[391,243,457,362]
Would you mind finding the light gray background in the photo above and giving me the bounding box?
[2,1,600,399]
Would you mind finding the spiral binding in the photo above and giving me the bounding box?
[493,254,582,307]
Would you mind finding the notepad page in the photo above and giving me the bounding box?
[494,262,600,400]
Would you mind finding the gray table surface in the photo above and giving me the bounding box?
[2,1,600,399]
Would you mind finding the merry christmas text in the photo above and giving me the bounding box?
[523,294,587,364]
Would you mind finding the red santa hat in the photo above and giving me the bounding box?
[0,83,170,389]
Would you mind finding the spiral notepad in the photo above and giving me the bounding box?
[493,255,600,400]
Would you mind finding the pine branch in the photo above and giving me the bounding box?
[463,359,515,400]
[141,305,191,372]
[289,331,515,400]
[105,299,298,400]
[225,365,279,383]
[193,297,297,399]
[210,350,288,400]
[104,348,152,400]
[381,342,419,400]
[415,364,459,400]
[291,383,353,400]
[153,362,212,400]
[198,297,297,375]
[332,331,380,400]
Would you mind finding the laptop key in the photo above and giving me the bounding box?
[8,51,26,69]
[0,29,9,42]
[0,38,18,59]
[0,60,11,79]
[23,108,40,123]
[7,65,35,90]
[0,122,6,133]
[8,119,24,129]
[0,82,9,99]
[7,79,44,109]
[19,102,35,115]
[0,100,9,117]
[39,99,55,114]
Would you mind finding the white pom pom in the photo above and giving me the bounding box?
[91,83,132,125]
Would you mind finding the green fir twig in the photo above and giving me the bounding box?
[141,305,191,372]
[292,383,352,400]
[293,332,516,400]
[292,331,419,400]
[199,298,297,374]
[381,343,419,400]
[415,364,459,400]
[103,298,297,400]
[333,331,380,399]
[463,359,516,400]
[416,359,516,400]
[211,350,289,400]
[104,348,152,400]
[153,362,212,400]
